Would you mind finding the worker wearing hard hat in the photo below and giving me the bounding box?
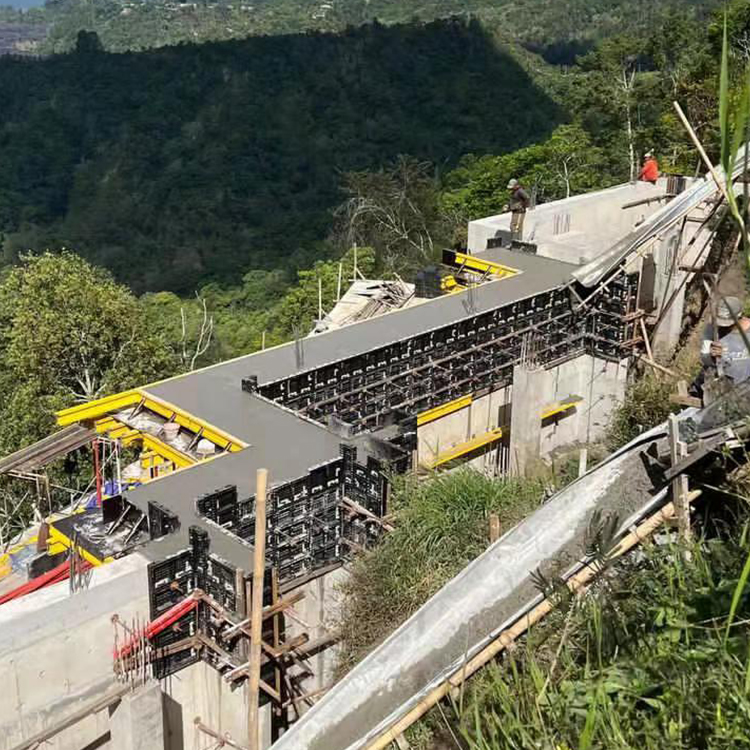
[694,296,750,404]
[503,178,530,241]
[638,151,659,185]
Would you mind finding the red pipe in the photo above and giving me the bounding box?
[0,558,92,606]
[114,596,199,660]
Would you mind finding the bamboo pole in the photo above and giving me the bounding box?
[577,448,588,478]
[488,514,500,544]
[337,262,343,302]
[247,468,268,750]
[195,718,249,750]
[668,415,693,549]
[364,501,682,750]
[639,318,657,377]
[673,101,735,209]
[638,354,677,378]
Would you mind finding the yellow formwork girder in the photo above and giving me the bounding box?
[140,393,246,451]
[46,521,111,566]
[427,427,504,469]
[453,251,520,279]
[141,434,195,469]
[57,389,247,454]
[541,397,583,420]
[417,395,473,427]
[57,391,142,427]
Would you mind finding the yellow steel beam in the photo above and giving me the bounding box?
[139,393,246,451]
[141,434,195,469]
[426,427,504,469]
[417,395,473,427]
[47,522,111,566]
[57,389,246,452]
[57,391,142,427]
[541,397,583,421]
[452,252,520,279]
[95,416,193,468]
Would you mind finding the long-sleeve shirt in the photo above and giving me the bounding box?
[639,158,659,183]
[700,324,750,385]
[509,187,530,213]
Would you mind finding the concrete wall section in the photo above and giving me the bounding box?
[0,555,150,750]
[160,661,272,750]
[468,180,670,262]
[110,682,165,750]
[539,355,628,455]
[418,354,627,477]
[282,565,349,719]
[416,387,511,470]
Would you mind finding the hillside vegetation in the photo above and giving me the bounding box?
[0,19,561,293]
[2,0,719,61]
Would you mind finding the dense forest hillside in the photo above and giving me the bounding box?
[0,19,562,292]
[0,0,719,59]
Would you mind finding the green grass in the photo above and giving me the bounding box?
[334,470,545,677]
[456,513,750,749]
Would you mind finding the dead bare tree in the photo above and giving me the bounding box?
[181,294,214,371]
[334,156,445,275]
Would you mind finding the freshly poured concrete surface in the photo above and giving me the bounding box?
[271,423,670,750]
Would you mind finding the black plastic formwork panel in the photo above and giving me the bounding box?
[148,501,180,540]
[257,287,589,434]
[148,548,199,679]
[196,485,239,529]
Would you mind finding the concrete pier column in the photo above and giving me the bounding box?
[510,364,549,477]
[110,681,166,750]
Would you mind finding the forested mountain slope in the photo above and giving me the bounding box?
[10,0,718,60]
[0,19,562,292]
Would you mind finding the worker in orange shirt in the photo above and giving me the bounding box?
[638,151,659,184]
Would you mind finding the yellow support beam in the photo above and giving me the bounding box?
[57,389,247,452]
[452,251,520,279]
[426,427,504,469]
[46,521,111,566]
[57,391,142,427]
[541,397,583,421]
[139,393,246,452]
[417,395,473,427]
[141,434,195,469]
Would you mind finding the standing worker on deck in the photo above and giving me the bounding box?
[638,151,659,184]
[504,178,530,241]
[693,296,750,405]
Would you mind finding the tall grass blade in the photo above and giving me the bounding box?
[577,693,598,750]
[725,547,750,644]
[720,16,731,175]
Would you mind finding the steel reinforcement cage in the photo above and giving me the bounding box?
[256,276,638,434]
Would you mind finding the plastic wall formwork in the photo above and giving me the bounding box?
[147,528,237,678]
[257,281,636,435]
[258,288,576,432]
[194,454,386,584]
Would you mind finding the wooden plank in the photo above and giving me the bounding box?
[668,415,692,546]
[341,497,395,531]
[248,468,268,750]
